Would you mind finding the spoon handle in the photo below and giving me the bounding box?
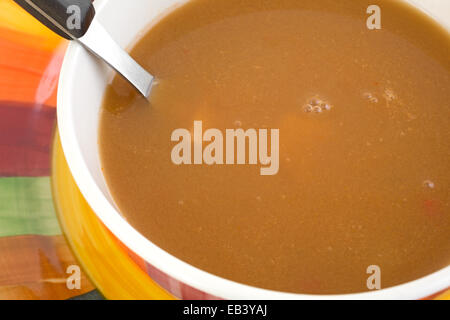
[13,0,154,98]
[13,0,95,39]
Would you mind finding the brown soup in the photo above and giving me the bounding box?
[99,0,450,294]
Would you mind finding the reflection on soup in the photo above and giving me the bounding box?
[99,0,450,294]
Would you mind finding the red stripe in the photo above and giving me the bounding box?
[0,102,55,177]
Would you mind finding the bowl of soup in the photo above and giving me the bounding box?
[57,0,450,299]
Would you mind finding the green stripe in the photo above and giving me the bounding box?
[0,177,61,237]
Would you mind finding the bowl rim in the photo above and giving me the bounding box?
[57,0,450,299]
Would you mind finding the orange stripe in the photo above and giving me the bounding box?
[0,235,94,299]
[0,27,62,53]
[0,283,89,300]
[0,37,65,106]
[0,37,56,74]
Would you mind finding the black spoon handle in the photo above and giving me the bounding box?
[13,0,95,39]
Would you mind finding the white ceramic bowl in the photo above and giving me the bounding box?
[57,0,450,299]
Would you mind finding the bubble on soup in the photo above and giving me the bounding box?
[423,180,435,189]
[363,92,379,103]
[304,104,313,113]
[383,88,397,102]
[313,106,323,113]
[304,97,333,113]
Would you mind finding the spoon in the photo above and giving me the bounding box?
[13,0,154,98]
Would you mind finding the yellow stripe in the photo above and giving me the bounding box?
[52,131,175,300]
[0,1,60,48]
[434,289,450,300]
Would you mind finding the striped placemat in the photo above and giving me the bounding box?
[0,1,94,299]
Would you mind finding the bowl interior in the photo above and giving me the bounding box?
[60,0,187,210]
[57,0,450,299]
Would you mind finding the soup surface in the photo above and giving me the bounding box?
[99,0,450,294]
